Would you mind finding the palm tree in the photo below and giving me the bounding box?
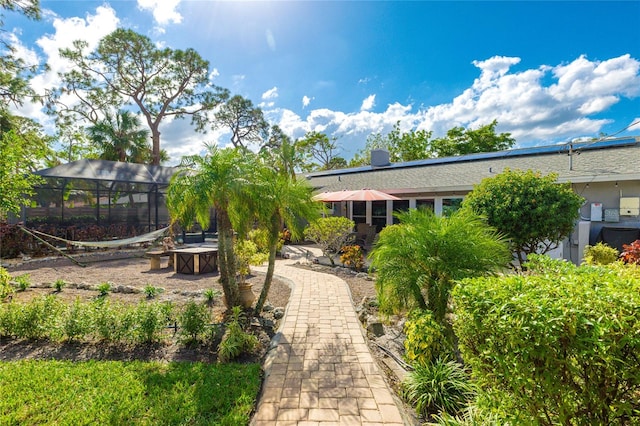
[369,208,510,338]
[249,165,321,315]
[87,110,150,163]
[166,146,256,310]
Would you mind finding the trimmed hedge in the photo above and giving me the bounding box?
[453,255,640,425]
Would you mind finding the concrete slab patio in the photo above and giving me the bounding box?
[251,245,409,425]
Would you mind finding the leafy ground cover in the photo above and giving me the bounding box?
[0,360,261,425]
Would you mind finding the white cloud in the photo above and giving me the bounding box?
[265,29,276,51]
[137,0,182,26]
[360,94,376,111]
[414,54,640,144]
[257,54,640,158]
[302,95,313,108]
[262,86,279,100]
[258,87,278,108]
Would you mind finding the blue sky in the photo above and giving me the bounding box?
[5,1,640,164]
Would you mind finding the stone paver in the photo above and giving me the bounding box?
[251,246,409,425]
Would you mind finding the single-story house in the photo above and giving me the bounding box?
[304,136,640,264]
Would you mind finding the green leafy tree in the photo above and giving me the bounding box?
[0,0,40,106]
[297,131,346,171]
[365,121,433,163]
[87,110,151,163]
[166,146,257,310]
[431,120,515,157]
[0,111,51,219]
[369,208,510,341]
[51,28,229,165]
[214,95,269,150]
[303,216,355,265]
[259,125,303,179]
[462,169,584,266]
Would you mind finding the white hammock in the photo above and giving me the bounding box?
[25,226,171,249]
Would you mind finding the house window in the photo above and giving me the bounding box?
[442,198,463,216]
[352,201,366,225]
[416,199,435,212]
[392,200,410,224]
[372,200,387,231]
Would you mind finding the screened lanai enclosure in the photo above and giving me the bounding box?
[26,159,176,240]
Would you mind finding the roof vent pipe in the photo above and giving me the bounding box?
[371,149,391,168]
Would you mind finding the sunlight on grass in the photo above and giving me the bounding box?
[0,360,261,425]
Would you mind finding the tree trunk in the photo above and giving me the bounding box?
[151,128,160,166]
[216,209,239,309]
[254,218,280,315]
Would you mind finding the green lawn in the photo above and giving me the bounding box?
[0,360,262,425]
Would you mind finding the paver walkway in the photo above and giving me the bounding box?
[251,246,407,425]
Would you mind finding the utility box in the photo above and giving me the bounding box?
[620,197,640,216]
[604,209,620,222]
[590,203,603,221]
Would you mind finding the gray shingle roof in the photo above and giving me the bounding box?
[305,137,640,195]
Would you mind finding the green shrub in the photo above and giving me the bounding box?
[14,274,30,291]
[97,282,111,297]
[133,302,168,343]
[403,310,449,365]
[0,302,18,337]
[583,242,619,265]
[143,284,161,299]
[62,298,92,341]
[453,255,640,424]
[178,301,210,343]
[218,307,258,362]
[0,267,14,300]
[92,300,135,342]
[52,278,66,292]
[247,227,274,255]
[401,357,475,420]
[13,296,63,339]
[234,239,268,284]
[203,288,220,305]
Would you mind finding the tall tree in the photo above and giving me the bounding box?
[214,95,269,150]
[250,165,320,314]
[166,146,256,310]
[297,131,346,171]
[462,169,584,267]
[87,110,151,163]
[259,125,303,179]
[51,28,229,165]
[351,121,433,166]
[351,120,514,166]
[431,120,515,157]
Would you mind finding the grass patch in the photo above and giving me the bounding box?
[0,360,261,425]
